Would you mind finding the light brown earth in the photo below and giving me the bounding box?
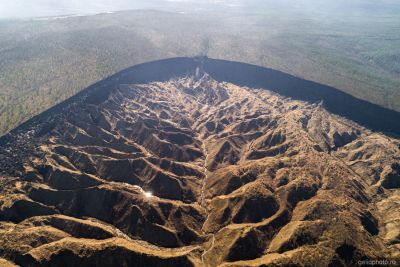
[0,74,399,266]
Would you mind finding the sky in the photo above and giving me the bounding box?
[0,0,240,18]
[1,0,399,19]
[0,0,160,18]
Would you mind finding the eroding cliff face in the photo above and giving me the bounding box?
[0,66,399,266]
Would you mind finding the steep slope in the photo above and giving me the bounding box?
[0,59,399,266]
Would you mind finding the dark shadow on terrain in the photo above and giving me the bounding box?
[203,58,400,137]
[2,56,400,144]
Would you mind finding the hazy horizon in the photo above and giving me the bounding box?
[2,0,400,19]
[0,0,241,19]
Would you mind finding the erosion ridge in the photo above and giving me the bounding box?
[0,57,399,266]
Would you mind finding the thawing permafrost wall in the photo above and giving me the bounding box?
[4,56,400,140]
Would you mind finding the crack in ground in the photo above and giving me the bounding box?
[198,135,217,266]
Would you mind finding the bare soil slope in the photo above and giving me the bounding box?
[0,59,399,266]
